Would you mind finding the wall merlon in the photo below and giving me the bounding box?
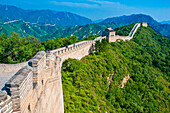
[0,91,7,103]
[29,51,46,67]
[0,92,13,113]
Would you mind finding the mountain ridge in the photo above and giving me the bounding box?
[0,20,62,38]
[0,4,92,27]
[100,14,170,37]
[0,5,170,40]
[160,20,170,24]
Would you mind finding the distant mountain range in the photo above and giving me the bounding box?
[43,14,170,40]
[0,5,92,27]
[99,14,170,37]
[160,20,170,24]
[0,4,169,40]
[93,19,104,23]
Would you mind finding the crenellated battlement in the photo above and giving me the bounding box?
[0,23,147,113]
[5,66,33,112]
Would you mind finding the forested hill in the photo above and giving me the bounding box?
[0,5,92,27]
[61,26,170,112]
[0,19,120,41]
[0,20,62,38]
[41,22,120,40]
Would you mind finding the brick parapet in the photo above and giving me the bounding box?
[5,66,33,112]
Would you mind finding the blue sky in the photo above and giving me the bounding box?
[1,0,170,21]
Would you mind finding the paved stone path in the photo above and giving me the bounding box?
[0,72,15,90]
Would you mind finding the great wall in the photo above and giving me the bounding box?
[0,22,147,113]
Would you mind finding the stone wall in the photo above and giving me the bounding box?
[52,40,94,62]
[106,23,142,42]
[0,39,95,113]
[5,66,33,112]
[0,23,147,113]
[128,23,141,38]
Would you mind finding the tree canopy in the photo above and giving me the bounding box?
[61,26,170,112]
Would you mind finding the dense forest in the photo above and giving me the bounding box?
[0,33,45,63]
[61,26,170,112]
[0,33,99,63]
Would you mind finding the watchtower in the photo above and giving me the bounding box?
[102,28,115,42]
[141,22,148,27]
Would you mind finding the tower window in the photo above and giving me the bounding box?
[28,104,31,111]
[42,80,44,85]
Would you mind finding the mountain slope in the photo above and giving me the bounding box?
[0,16,9,23]
[0,5,92,27]
[100,14,157,25]
[41,22,121,40]
[0,19,120,41]
[61,25,170,112]
[0,20,62,38]
[100,14,170,37]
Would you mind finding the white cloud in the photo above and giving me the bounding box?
[50,0,137,10]
[50,1,98,8]
[88,0,136,9]
[88,0,120,5]
[49,0,140,20]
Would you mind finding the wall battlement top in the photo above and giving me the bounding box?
[5,66,32,88]
[51,40,94,55]
[29,51,46,66]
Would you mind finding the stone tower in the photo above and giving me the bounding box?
[141,22,148,27]
[102,28,115,42]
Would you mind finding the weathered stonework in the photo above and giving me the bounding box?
[0,91,12,113]
[0,23,147,113]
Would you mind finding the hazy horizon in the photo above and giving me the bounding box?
[0,0,170,21]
